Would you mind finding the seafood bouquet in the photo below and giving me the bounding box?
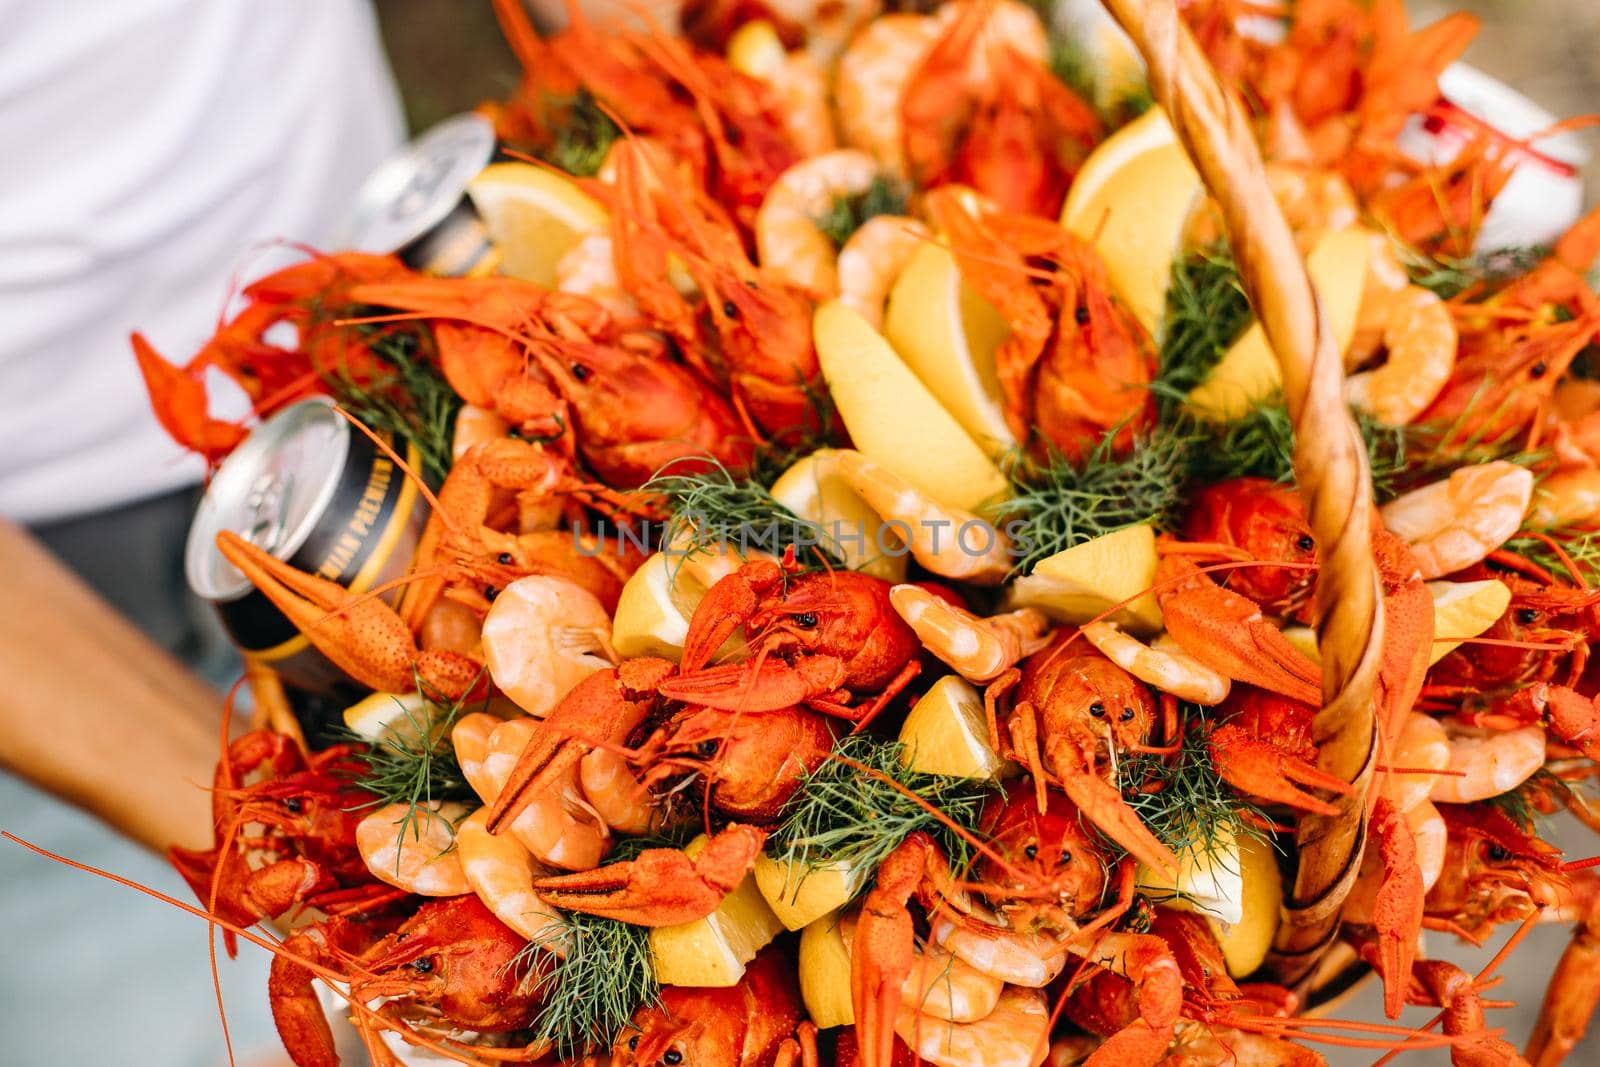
[73,0,1600,1063]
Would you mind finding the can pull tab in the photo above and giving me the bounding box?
[392,152,451,224]
[243,470,292,555]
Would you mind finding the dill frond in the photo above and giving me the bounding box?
[1156,245,1253,405]
[644,456,844,570]
[767,734,997,889]
[1503,530,1600,585]
[537,90,621,178]
[814,176,909,248]
[513,911,658,1057]
[1402,243,1549,301]
[993,428,1200,574]
[337,678,480,838]
[1115,709,1266,869]
[1044,35,1152,128]
[1483,768,1564,831]
[321,325,461,483]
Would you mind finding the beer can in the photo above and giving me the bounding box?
[186,398,429,695]
[340,112,501,277]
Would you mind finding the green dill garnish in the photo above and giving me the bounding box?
[1502,530,1600,585]
[767,734,996,890]
[1483,768,1565,831]
[338,678,480,859]
[1046,34,1152,128]
[993,427,1199,574]
[1115,709,1266,869]
[814,176,909,248]
[513,911,658,1057]
[644,456,844,570]
[1156,245,1253,404]
[534,90,621,178]
[1403,244,1549,300]
[321,324,461,483]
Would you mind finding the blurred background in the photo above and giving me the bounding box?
[0,1,1595,1065]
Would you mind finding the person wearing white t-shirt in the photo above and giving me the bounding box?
[0,3,403,1064]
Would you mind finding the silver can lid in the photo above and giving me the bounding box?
[339,112,497,255]
[186,398,351,601]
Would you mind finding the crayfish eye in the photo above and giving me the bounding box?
[411,957,434,974]
[1089,701,1105,718]
[1120,706,1136,722]
[1023,844,1039,860]
[722,299,739,319]
[283,797,304,814]
[663,1050,685,1065]
[484,585,500,602]
[1530,360,1549,379]
[1516,608,1540,625]
[1074,304,1090,325]
[628,1035,640,1051]
[570,362,592,382]
[1058,849,1072,866]
[1487,843,1512,862]
[794,611,819,628]
[496,552,513,565]
[697,740,718,758]
[1296,534,1315,552]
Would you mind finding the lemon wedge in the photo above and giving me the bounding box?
[898,675,1004,778]
[753,856,866,931]
[1137,822,1244,927]
[799,911,856,1028]
[727,19,786,79]
[611,552,693,661]
[1205,831,1282,979]
[343,690,433,744]
[1186,227,1369,420]
[883,242,1016,456]
[814,301,1007,513]
[768,449,908,582]
[1004,524,1162,635]
[649,833,784,987]
[467,162,609,288]
[1061,108,1202,336]
[1427,578,1512,665]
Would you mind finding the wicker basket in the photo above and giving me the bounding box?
[1099,0,1385,993]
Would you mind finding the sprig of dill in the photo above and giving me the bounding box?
[321,324,461,483]
[1115,708,1266,869]
[992,427,1200,574]
[746,379,843,488]
[644,456,844,570]
[1503,530,1600,585]
[1403,243,1549,301]
[337,678,480,840]
[1483,768,1566,831]
[533,90,621,178]
[512,911,658,1057]
[766,734,997,889]
[1156,245,1253,405]
[814,176,909,248]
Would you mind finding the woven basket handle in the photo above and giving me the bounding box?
[1096,0,1386,984]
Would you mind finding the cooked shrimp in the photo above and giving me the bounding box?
[834,449,1012,584]
[837,215,931,329]
[1343,798,1447,923]
[579,747,657,834]
[355,800,471,896]
[1428,721,1547,804]
[453,711,503,805]
[1345,286,1458,426]
[555,232,638,318]
[833,13,943,176]
[1349,229,1413,367]
[452,404,511,460]
[480,575,616,717]
[484,717,610,871]
[889,585,1051,684]
[1080,622,1231,705]
[755,150,881,297]
[841,911,1006,1023]
[1534,469,1600,527]
[1382,711,1451,814]
[1379,461,1535,579]
[894,985,1050,1067]
[456,807,567,947]
[931,917,1072,988]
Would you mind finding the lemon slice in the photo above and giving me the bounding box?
[898,675,1004,778]
[343,690,433,744]
[883,242,1016,457]
[1137,821,1244,927]
[650,834,784,986]
[467,162,609,288]
[1205,831,1282,978]
[1280,624,1320,664]
[1186,227,1369,421]
[611,552,692,661]
[1427,578,1512,665]
[1061,108,1202,336]
[814,301,1008,513]
[727,19,786,79]
[799,910,856,1028]
[769,450,908,582]
[1004,524,1162,635]
[753,856,866,931]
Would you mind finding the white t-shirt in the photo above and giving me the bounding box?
[0,0,405,522]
